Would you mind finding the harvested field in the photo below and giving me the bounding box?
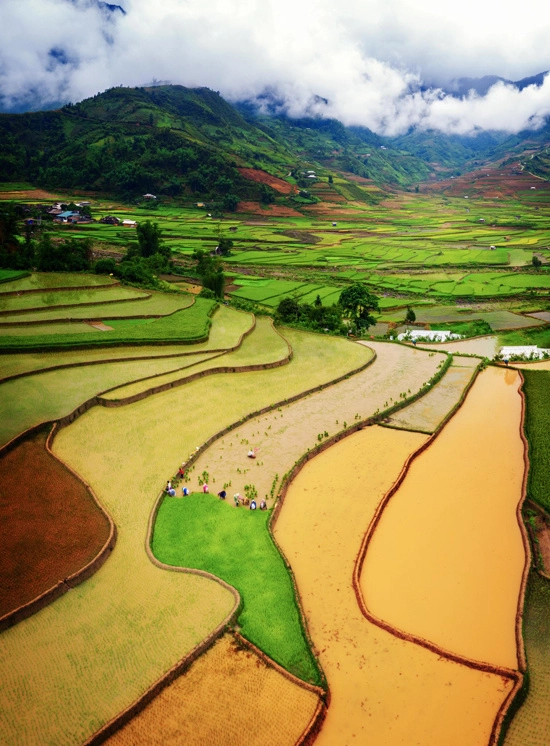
[0,329,368,745]
[422,335,499,358]
[527,311,550,323]
[503,571,550,746]
[237,168,295,194]
[0,428,110,619]
[106,634,320,746]
[386,357,478,433]
[363,367,526,669]
[189,341,444,506]
[102,316,288,401]
[274,426,514,745]
[0,305,253,381]
[0,188,62,201]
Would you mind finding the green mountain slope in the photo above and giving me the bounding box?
[0,84,432,202]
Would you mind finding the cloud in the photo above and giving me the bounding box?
[1,0,550,135]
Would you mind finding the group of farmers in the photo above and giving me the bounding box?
[164,448,267,510]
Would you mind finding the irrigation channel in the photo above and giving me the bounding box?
[274,366,527,745]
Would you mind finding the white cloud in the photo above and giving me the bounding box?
[1,0,550,135]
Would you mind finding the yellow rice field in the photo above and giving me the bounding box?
[274,425,516,746]
[102,317,290,401]
[0,305,253,381]
[363,367,526,669]
[106,634,320,746]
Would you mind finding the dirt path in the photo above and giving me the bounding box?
[274,426,514,745]
[363,367,526,670]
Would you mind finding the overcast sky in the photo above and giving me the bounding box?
[1,0,550,135]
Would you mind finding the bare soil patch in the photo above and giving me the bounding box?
[0,429,111,618]
[236,201,303,217]
[237,168,296,194]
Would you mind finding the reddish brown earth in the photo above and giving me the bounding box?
[425,164,550,199]
[0,429,111,618]
[237,168,296,194]
[236,201,303,217]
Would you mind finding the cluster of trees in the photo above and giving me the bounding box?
[95,220,172,287]
[276,283,379,335]
[192,248,225,299]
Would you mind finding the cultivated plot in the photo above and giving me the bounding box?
[363,367,526,670]
[105,634,321,746]
[274,426,514,745]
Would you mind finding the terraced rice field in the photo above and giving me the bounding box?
[0,272,115,292]
[363,367,526,669]
[504,571,550,746]
[102,317,290,401]
[0,285,146,313]
[0,298,215,351]
[0,290,194,323]
[386,356,479,433]
[0,350,219,446]
[105,634,321,746]
[0,328,367,745]
[0,305,253,381]
[274,425,515,745]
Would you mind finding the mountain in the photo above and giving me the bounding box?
[445,70,548,97]
[0,84,432,202]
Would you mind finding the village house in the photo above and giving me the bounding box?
[122,219,137,227]
[99,215,121,225]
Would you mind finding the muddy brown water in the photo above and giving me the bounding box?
[274,425,514,745]
[363,367,526,670]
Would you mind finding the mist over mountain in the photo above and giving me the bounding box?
[2,0,550,137]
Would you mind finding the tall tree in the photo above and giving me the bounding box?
[136,220,168,258]
[339,283,379,331]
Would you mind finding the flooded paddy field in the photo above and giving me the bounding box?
[274,425,514,745]
[386,356,478,433]
[363,367,526,669]
[422,335,499,358]
[189,341,444,504]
